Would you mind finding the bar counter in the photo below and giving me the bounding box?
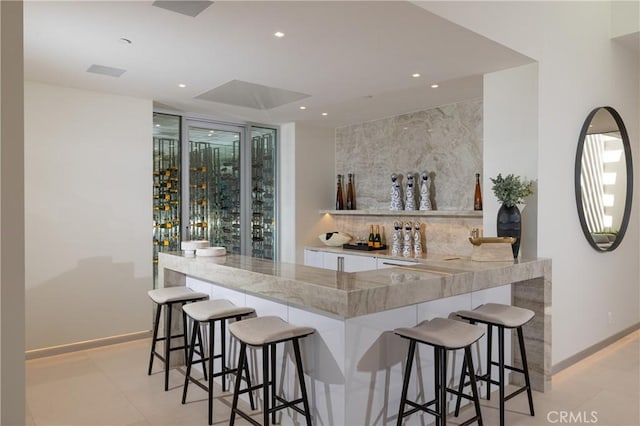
[158,252,551,425]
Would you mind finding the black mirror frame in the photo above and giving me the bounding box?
[575,106,633,252]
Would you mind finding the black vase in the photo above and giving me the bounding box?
[497,204,521,259]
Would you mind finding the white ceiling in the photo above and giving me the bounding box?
[24,1,533,128]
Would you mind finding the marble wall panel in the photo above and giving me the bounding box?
[330,215,482,256]
[336,99,483,211]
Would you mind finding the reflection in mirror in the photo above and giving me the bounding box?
[575,107,633,252]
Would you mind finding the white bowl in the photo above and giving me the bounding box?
[318,232,352,246]
[181,240,209,251]
[196,247,226,257]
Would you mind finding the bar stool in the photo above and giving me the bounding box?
[147,286,208,391]
[394,318,484,426]
[454,303,535,426]
[182,299,257,426]
[228,316,315,426]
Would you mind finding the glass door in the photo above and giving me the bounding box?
[185,122,244,254]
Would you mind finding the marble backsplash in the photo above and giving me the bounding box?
[335,99,482,211]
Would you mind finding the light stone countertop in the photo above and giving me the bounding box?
[158,251,551,319]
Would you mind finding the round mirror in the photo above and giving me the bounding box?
[575,106,633,252]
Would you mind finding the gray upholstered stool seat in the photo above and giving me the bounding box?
[395,317,485,349]
[456,303,534,328]
[454,303,535,426]
[394,318,484,426]
[229,316,315,426]
[183,299,255,322]
[181,299,256,426]
[147,287,208,391]
[228,315,315,346]
[148,286,208,304]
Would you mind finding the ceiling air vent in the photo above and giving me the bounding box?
[86,64,126,78]
[152,1,213,18]
[196,80,310,110]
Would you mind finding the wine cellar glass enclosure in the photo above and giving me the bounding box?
[153,112,278,286]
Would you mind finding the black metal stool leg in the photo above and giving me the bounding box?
[221,320,227,391]
[182,321,200,404]
[434,346,441,426]
[498,326,505,426]
[397,339,416,426]
[197,322,207,380]
[486,325,492,400]
[293,339,312,426]
[208,321,215,426]
[440,348,447,426]
[244,352,256,410]
[182,308,189,366]
[454,350,468,416]
[270,344,277,424]
[235,315,256,411]
[262,345,270,426]
[148,303,162,375]
[230,342,247,426]
[164,303,173,391]
[465,346,483,426]
[517,327,535,416]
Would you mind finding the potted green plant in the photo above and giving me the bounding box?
[490,173,534,208]
[489,173,534,258]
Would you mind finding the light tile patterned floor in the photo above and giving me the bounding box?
[26,331,639,425]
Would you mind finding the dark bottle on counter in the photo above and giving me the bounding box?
[368,225,374,247]
[336,174,344,210]
[346,173,356,210]
[474,173,483,211]
[374,225,382,248]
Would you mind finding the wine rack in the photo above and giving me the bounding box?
[153,136,181,281]
[251,129,276,259]
[189,138,241,254]
[152,114,278,288]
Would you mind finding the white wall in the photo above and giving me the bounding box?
[0,1,25,423]
[419,1,640,365]
[279,122,335,264]
[24,82,153,351]
[483,63,539,259]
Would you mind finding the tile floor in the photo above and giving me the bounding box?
[25,331,639,425]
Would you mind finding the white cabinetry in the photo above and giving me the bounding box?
[322,251,377,272]
[304,248,420,272]
[304,249,377,272]
[303,248,324,268]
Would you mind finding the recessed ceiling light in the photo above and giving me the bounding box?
[299,106,307,110]
[178,83,187,88]
[431,84,439,88]
[274,31,285,38]
[321,112,328,116]
[412,73,421,78]
[155,124,161,127]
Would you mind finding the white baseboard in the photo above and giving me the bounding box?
[551,323,639,374]
[25,330,151,360]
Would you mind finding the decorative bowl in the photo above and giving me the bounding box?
[318,232,352,246]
